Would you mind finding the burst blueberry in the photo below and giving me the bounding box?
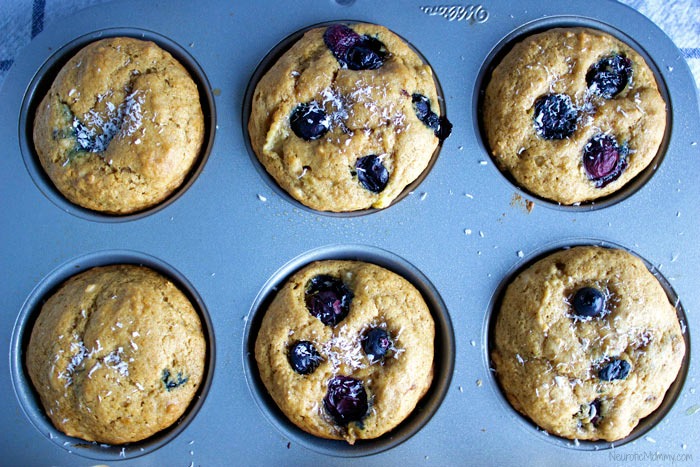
[533,93,578,140]
[288,341,323,375]
[587,54,633,99]
[161,369,188,391]
[598,359,631,381]
[323,376,369,425]
[583,133,629,188]
[305,275,353,327]
[362,328,391,361]
[572,286,606,319]
[290,102,330,141]
[323,24,386,71]
[355,155,389,193]
[589,399,603,426]
[412,93,452,141]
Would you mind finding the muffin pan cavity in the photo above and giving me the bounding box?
[483,238,689,450]
[242,21,450,217]
[19,27,216,222]
[10,250,215,461]
[474,16,672,211]
[243,244,454,457]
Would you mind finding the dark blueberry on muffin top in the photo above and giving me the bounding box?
[305,275,354,327]
[323,24,387,71]
[583,133,629,188]
[586,54,633,99]
[599,359,631,381]
[355,155,389,193]
[323,376,369,425]
[362,327,392,361]
[412,93,452,141]
[290,102,330,141]
[288,341,323,375]
[533,93,578,140]
[572,286,606,319]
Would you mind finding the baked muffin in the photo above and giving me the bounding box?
[248,23,451,212]
[492,246,685,441]
[255,260,435,444]
[483,28,666,204]
[33,37,204,214]
[26,265,206,444]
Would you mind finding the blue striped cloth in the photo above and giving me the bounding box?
[0,0,699,89]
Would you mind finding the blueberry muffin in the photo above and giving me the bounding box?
[255,260,435,444]
[26,265,206,444]
[492,246,685,441]
[248,23,451,212]
[483,28,666,204]
[33,37,204,214]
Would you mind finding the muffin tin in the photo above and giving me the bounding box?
[1,0,698,465]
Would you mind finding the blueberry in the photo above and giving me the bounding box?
[290,102,330,141]
[323,24,386,71]
[323,376,369,425]
[72,118,100,152]
[58,104,109,154]
[355,155,389,193]
[598,359,631,381]
[362,328,392,361]
[305,275,354,327]
[323,24,360,64]
[577,399,603,426]
[412,93,452,141]
[587,54,633,99]
[533,93,578,140]
[572,286,606,319]
[161,369,188,391]
[288,341,323,375]
[583,134,629,188]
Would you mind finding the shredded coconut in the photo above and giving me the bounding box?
[322,325,367,372]
[103,347,129,377]
[314,80,408,138]
[73,89,146,153]
[58,341,89,387]
[87,362,102,379]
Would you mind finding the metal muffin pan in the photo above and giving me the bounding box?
[473,16,673,211]
[18,26,217,222]
[10,250,216,461]
[242,20,450,217]
[483,238,690,452]
[1,0,698,465]
[242,244,454,458]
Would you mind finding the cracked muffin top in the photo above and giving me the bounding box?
[483,28,666,205]
[492,246,685,441]
[33,37,204,214]
[26,264,206,444]
[248,23,451,212]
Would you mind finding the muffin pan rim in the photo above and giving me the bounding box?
[481,237,691,451]
[241,19,450,217]
[241,243,455,458]
[9,249,217,461]
[17,26,217,222]
[472,15,673,212]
